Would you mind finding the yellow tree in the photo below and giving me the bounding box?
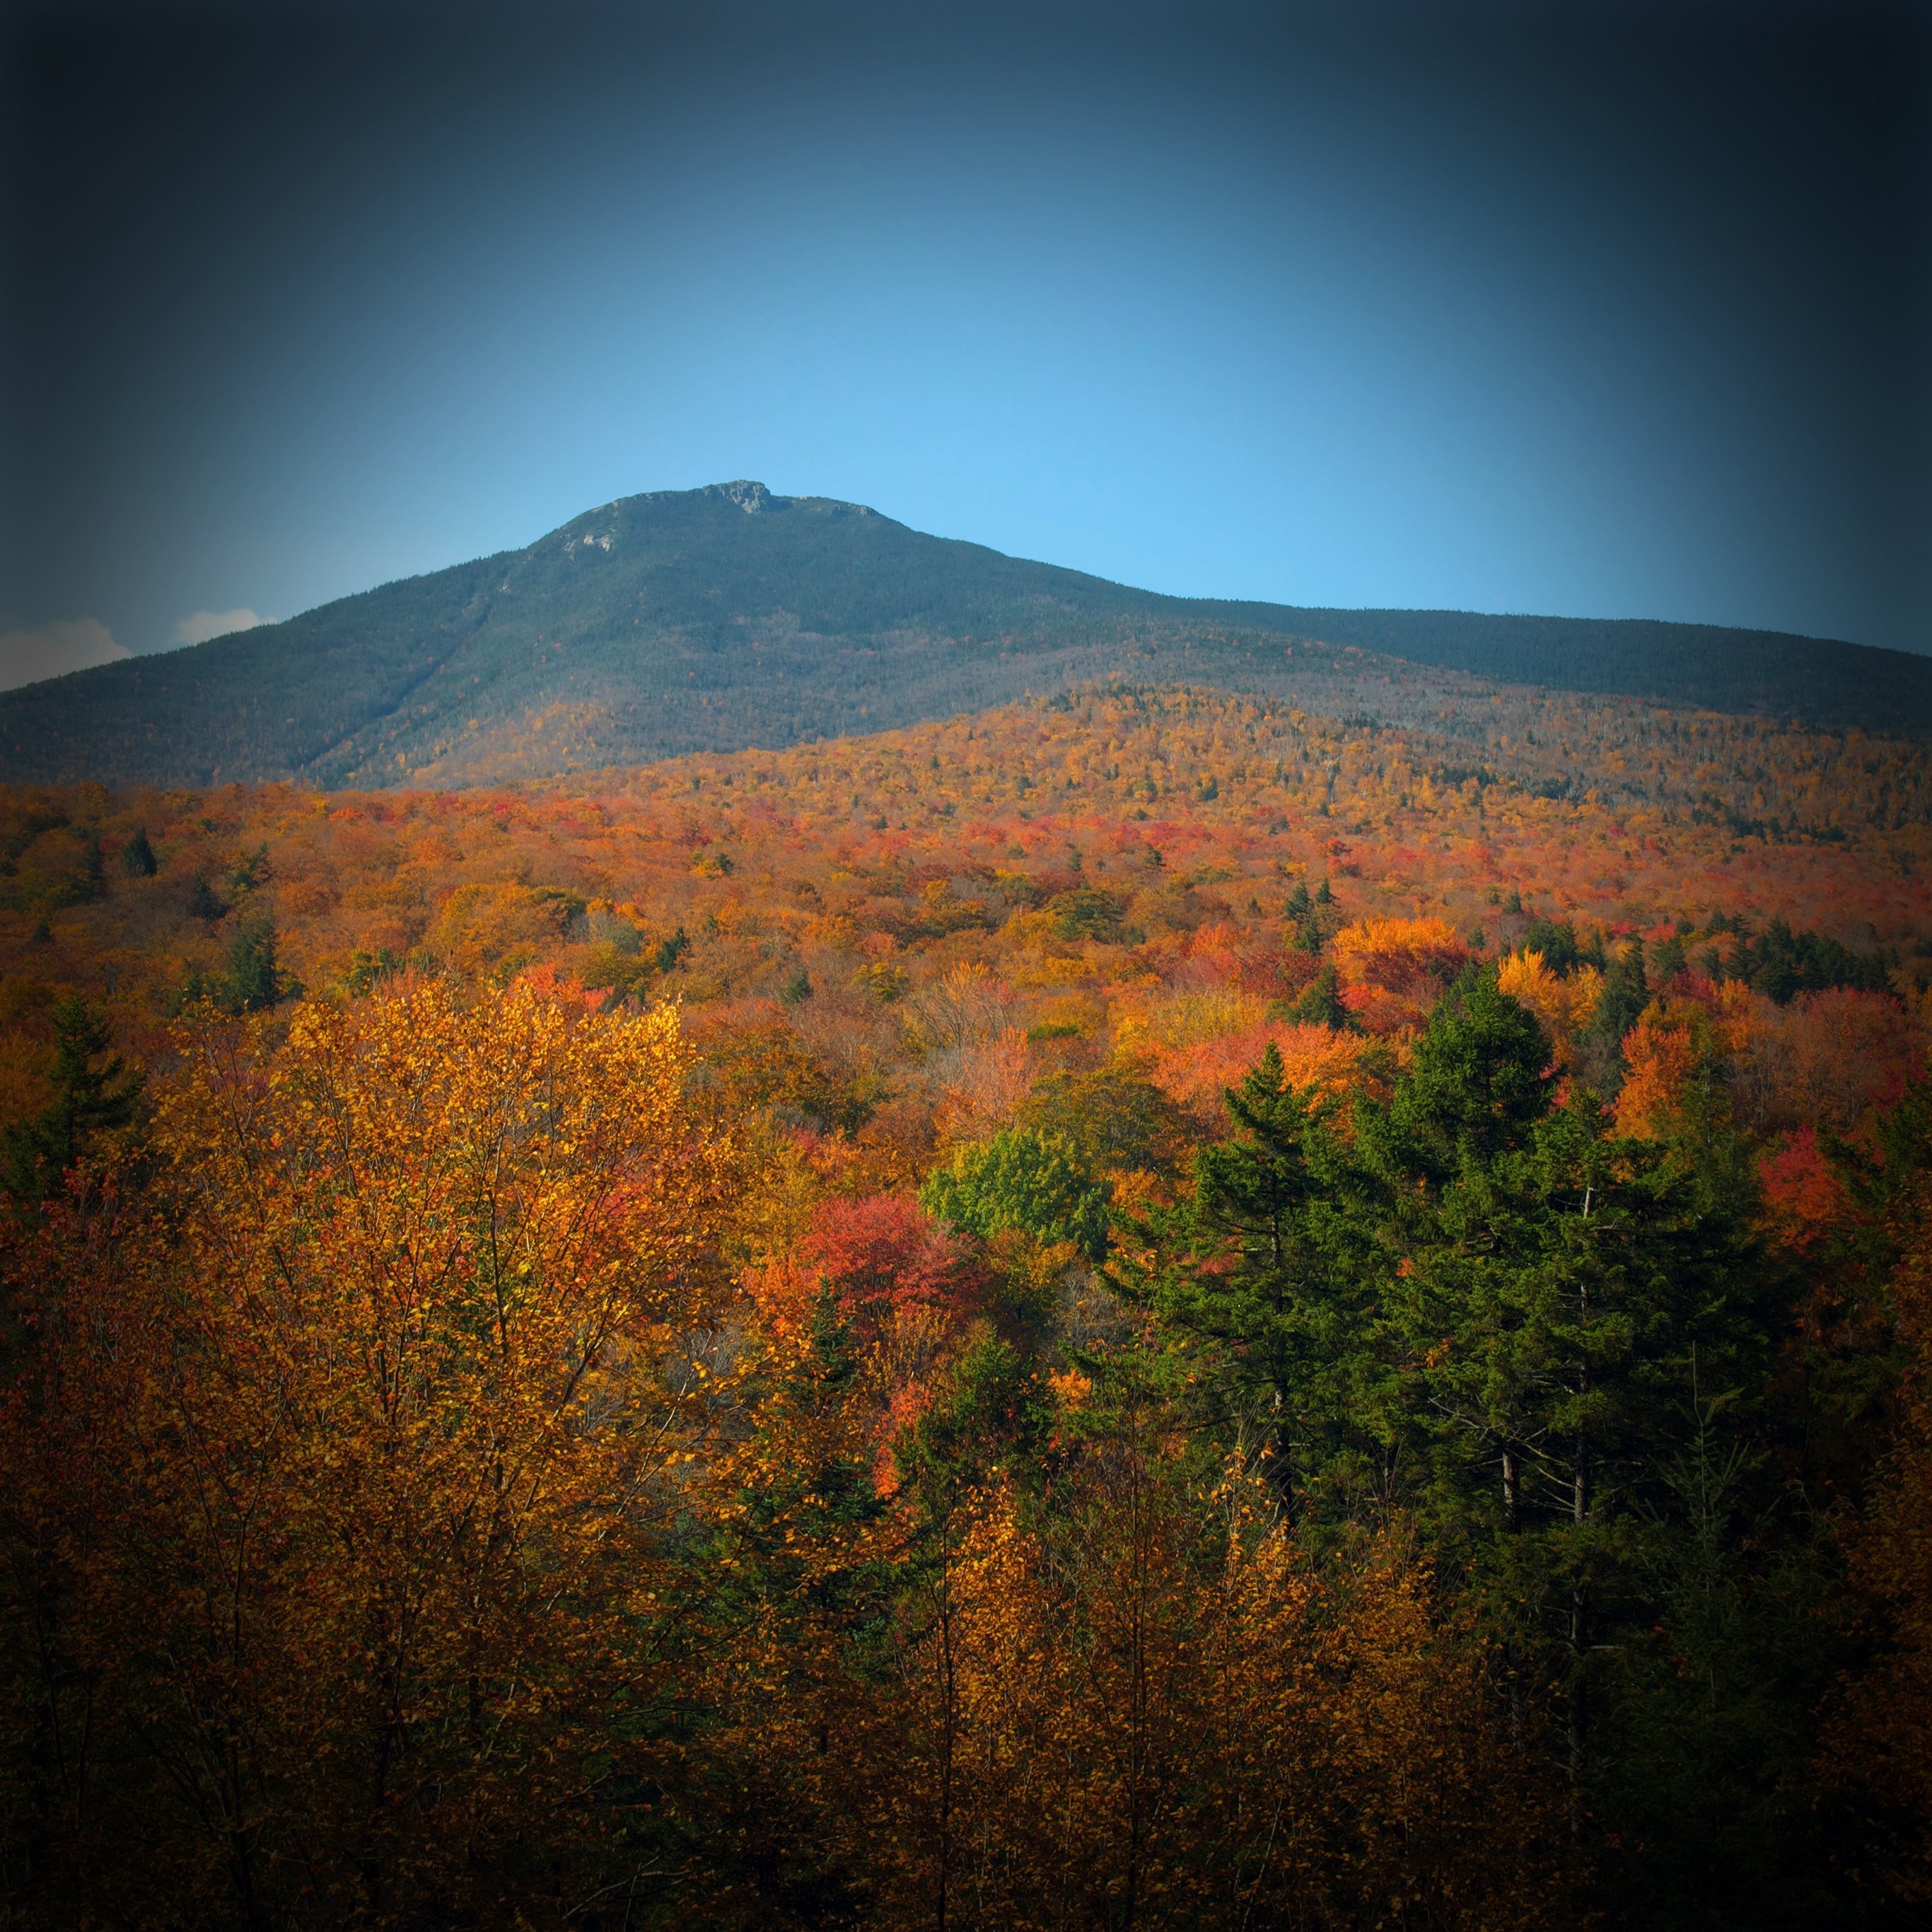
[1,974,739,1926]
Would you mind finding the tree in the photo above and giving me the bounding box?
[1286,961,1349,1028]
[1121,1043,1380,1522]
[1,996,143,1201]
[1822,1178,1932,1907]
[0,974,740,1926]
[117,825,157,877]
[222,915,284,1012]
[1357,967,1555,1188]
[1391,1092,1776,1828]
[920,1128,1111,1262]
[1016,1062,1190,1175]
[1579,938,1649,1088]
[1141,986,1783,1875]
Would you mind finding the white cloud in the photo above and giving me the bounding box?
[170,607,269,646]
[0,618,132,692]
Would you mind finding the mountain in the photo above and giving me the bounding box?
[3,479,1924,790]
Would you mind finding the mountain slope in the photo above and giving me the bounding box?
[3,480,1923,790]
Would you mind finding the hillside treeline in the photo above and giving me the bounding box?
[1,684,1930,1925]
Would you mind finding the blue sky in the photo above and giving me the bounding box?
[1,1,1926,685]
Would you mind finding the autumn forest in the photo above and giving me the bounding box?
[4,670,1932,1929]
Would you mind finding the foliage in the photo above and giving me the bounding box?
[1822,1181,1932,1904]
[0,656,1926,1925]
[920,1127,1112,1262]
[1013,1059,1191,1175]
[0,995,141,1201]
[0,975,739,1924]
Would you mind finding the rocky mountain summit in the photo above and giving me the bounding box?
[4,483,1922,789]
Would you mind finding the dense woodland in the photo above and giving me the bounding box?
[4,677,1932,1927]
[5,480,1928,793]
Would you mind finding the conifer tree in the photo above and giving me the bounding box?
[2,996,143,1199]
[118,825,156,877]
[1124,1044,1380,1520]
[1288,960,1349,1027]
[1583,937,1649,1077]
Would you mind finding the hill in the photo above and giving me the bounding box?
[2,479,1924,790]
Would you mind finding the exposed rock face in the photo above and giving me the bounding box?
[719,479,772,513]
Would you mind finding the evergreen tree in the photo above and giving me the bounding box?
[3,996,143,1199]
[1288,961,1349,1028]
[118,826,157,877]
[1123,1044,1383,1521]
[1358,968,1554,1189]
[1523,917,1583,975]
[1142,985,1781,1869]
[1594,938,1650,1042]
[223,918,284,1013]
[1391,1093,1776,1818]
[897,1332,1050,1511]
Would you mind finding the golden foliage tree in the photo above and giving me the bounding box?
[1,974,738,1925]
[717,1431,1571,1931]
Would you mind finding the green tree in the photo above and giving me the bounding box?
[1286,961,1349,1028]
[223,917,286,1013]
[1016,1064,1189,1175]
[1582,938,1649,1082]
[1357,967,1554,1189]
[1141,980,1783,1873]
[1121,1043,1383,1522]
[1523,916,1585,976]
[118,826,157,877]
[3,996,144,1199]
[1391,1093,1775,1817]
[920,1129,1111,1262]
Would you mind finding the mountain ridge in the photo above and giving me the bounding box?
[3,481,1924,789]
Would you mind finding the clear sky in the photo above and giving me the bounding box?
[1,0,1926,685]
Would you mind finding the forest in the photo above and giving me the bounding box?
[3,675,1932,1928]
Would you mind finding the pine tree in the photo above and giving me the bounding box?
[1124,1044,1380,1521]
[1358,968,1554,1189]
[1581,938,1649,1090]
[1289,961,1349,1026]
[3,996,143,1199]
[118,826,157,877]
[222,918,284,1013]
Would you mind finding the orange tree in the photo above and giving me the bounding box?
[0,973,740,1926]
